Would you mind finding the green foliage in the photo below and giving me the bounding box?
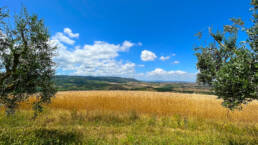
[213,48,256,109]
[0,8,56,115]
[195,1,257,110]
[247,0,258,52]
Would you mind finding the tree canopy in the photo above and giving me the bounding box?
[0,8,56,116]
[195,0,257,110]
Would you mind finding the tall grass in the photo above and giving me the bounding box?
[1,91,257,144]
[20,91,258,123]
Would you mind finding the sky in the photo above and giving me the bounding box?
[0,0,252,82]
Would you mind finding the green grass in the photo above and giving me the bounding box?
[0,110,257,145]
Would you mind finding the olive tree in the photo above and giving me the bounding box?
[195,0,257,110]
[0,8,56,116]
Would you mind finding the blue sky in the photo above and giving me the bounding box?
[1,0,252,82]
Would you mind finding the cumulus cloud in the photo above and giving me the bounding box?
[51,28,80,45]
[52,32,75,45]
[121,40,135,51]
[141,50,157,61]
[160,56,170,61]
[49,28,195,82]
[148,68,186,75]
[64,28,79,38]
[50,30,136,77]
[141,68,196,82]
[172,60,180,64]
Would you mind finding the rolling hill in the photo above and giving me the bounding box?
[54,75,212,94]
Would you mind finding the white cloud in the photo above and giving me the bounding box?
[121,40,134,51]
[148,68,186,76]
[52,32,75,45]
[64,28,79,38]
[173,60,180,64]
[160,56,170,61]
[50,30,136,77]
[140,68,196,82]
[49,28,196,82]
[141,50,157,61]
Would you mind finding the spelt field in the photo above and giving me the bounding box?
[1,91,258,144]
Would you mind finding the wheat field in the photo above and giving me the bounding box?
[1,91,258,144]
[20,91,258,123]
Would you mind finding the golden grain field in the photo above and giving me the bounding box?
[20,91,258,123]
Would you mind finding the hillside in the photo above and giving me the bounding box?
[55,75,138,91]
[54,75,212,94]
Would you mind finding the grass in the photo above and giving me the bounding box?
[0,91,257,144]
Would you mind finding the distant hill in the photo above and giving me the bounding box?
[54,75,139,91]
[54,75,212,94]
